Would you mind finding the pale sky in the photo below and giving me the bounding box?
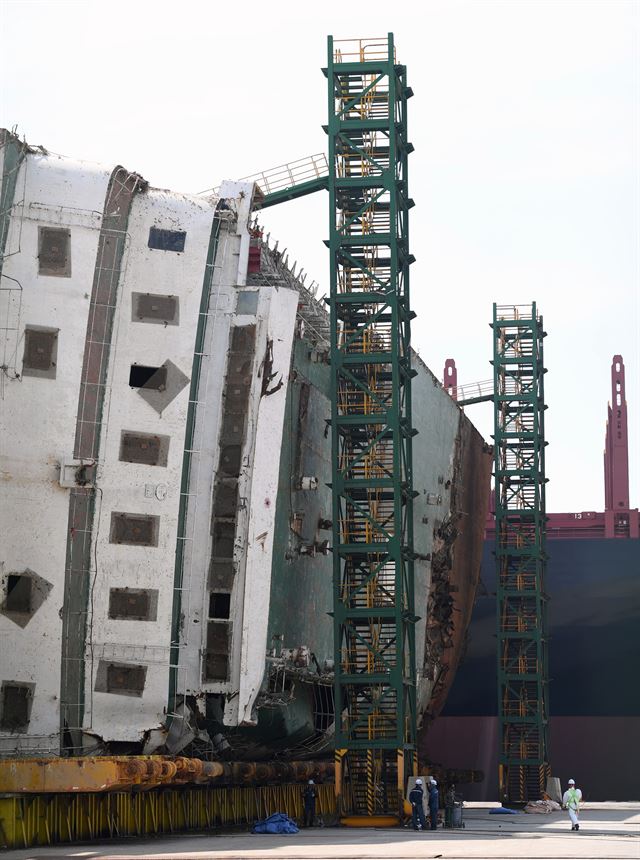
[1,0,638,513]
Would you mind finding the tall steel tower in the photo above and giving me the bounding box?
[325,34,417,818]
[492,302,550,804]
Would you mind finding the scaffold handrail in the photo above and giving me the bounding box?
[495,304,541,321]
[446,378,494,402]
[333,37,396,63]
[239,154,329,196]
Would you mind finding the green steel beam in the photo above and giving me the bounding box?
[259,176,329,209]
[327,33,417,819]
[457,394,494,406]
[492,302,550,805]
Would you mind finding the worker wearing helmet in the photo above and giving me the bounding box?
[562,779,582,831]
[302,779,317,827]
[427,777,439,830]
[408,779,426,831]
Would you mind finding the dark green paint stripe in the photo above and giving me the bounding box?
[60,168,144,752]
[168,214,222,718]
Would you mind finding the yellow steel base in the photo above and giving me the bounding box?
[0,755,209,793]
[0,755,332,793]
[0,783,336,850]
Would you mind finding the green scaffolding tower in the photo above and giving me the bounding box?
[492,303,550,805]
[325,34,417,819]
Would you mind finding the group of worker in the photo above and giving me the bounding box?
[408,777,439,831]
[301,777,440,830]
[301,776,582,832]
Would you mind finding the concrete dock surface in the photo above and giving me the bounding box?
[6,802,639,859]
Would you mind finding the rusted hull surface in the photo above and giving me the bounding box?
[420,417,492,733]
[256,348,493,760]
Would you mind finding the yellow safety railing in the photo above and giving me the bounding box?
[333,37,395,63]
[500,655,539,674]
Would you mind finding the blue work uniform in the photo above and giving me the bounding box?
[409,785,425,830]
[428,783,439,829]
[302,785,317,827]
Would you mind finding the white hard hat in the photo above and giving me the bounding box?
[308,779,314,784]
[430,778,437,785]
[568,779,575,785]
[415,778,423,785]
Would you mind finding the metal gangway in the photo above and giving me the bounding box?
[240,154,329,208]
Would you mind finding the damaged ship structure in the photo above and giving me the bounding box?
[0,128,492,774]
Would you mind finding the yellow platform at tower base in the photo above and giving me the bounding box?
[341,814,400,827]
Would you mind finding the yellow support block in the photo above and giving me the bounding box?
[0,757,132,793]
[0,756,220,793]
[0,756,338,795]
[0,784,336,850]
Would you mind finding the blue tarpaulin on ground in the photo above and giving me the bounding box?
[252,813,299,834]
[489,807,522,814]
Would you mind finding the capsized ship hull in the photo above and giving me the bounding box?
[0,131,491,762]
[209,250,494,759]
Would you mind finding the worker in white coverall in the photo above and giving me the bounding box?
[562,778,583,831]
